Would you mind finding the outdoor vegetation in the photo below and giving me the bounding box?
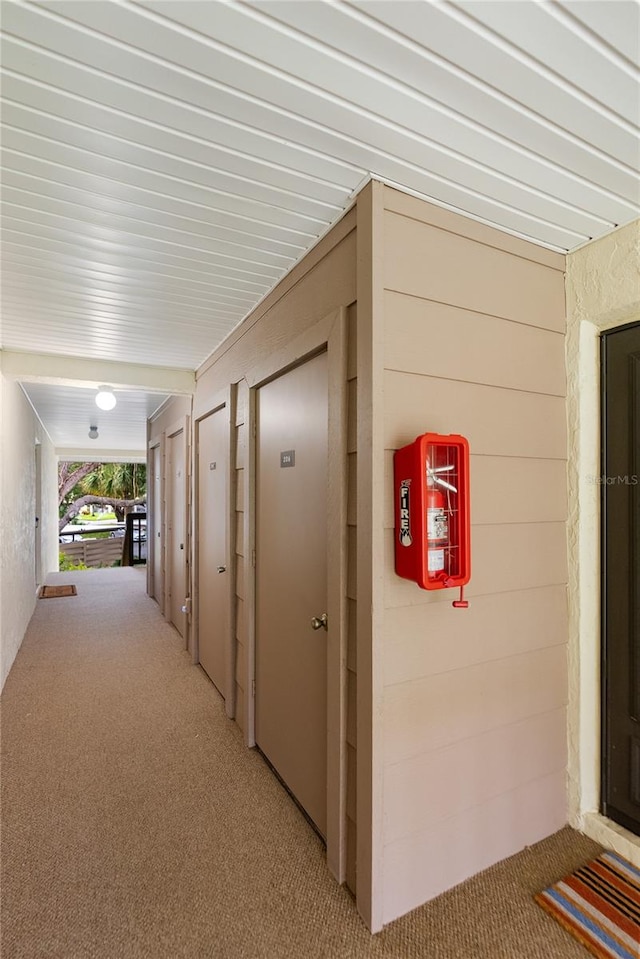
[58,553,88,572]
[58,462,146,533]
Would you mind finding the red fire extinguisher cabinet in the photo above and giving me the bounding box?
[394,433,471,606]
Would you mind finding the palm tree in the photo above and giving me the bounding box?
[58,462,146,532]
[78,464,146,519]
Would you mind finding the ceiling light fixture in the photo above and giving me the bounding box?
[88,425,99,440]
[95,386,116,411]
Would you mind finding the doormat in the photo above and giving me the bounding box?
[535,851,640,959]
[38,585,77,598]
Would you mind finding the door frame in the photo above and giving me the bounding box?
[193,387,237,716]
[245,307,349,883]
[165,415,191,652]
[34,441,42,588]
[147,433,165,614]
[600,320,640,834]
[567,296,640,866]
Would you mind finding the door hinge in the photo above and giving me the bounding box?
[251,548,256,568]
[252,679,256,698]
[252,420,257,438]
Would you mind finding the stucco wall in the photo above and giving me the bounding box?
[0,363,58,690]
[379,186,569,925]
[565,219,640,864]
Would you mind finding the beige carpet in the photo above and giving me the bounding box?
[1,567,601,958]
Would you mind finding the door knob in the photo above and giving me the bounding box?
[217,566,226,574]
[310,613,328,631]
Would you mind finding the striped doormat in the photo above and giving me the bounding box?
[535,851,640,959]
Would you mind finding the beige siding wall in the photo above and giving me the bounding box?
[379,186,568,924]
[148,396,192,439]
[193,211,357,837]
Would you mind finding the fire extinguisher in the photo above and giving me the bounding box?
[426,459,458,583]
[394,433,470,607]
[426,484,448,580]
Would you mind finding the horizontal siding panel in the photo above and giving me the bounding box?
[384,211,566,332]
[383,585,568,687]
[383,188,566,270]
[197,229,356,386]
[384,643,567,765]
[384,370,567,458]
[470,457,567,525]
[384,452,568,528]
[382,768,567,925]
[384,707,567,844]
[383,291,566,395]
[384,522,568,608]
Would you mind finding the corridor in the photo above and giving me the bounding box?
[1,568,600,959]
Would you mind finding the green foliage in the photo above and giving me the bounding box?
[59,552,88,572]
[77,463,146,502]
[58,462,146,526]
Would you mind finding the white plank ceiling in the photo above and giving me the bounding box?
[1,0,639,454]
[21,383,171,458]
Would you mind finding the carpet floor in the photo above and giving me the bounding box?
[1,567,603,959]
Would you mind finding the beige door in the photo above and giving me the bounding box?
[151,445,163,608]
[256,351,328,837]
[167,429,187,639]
[197,408,228,696]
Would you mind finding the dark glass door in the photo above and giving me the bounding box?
[602,321,640,836]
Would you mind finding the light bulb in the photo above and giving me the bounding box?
[95,386,116,411]
[88,426,99,440]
